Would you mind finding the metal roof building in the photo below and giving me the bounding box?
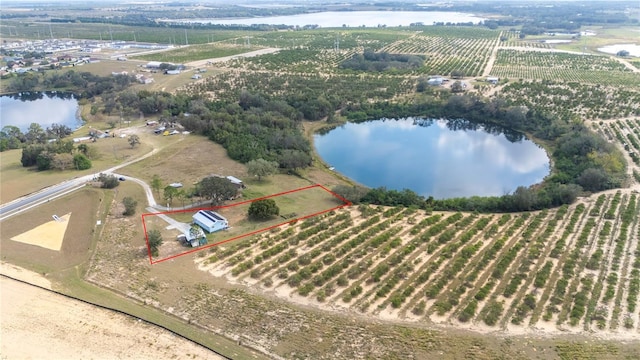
[192,210,228,233]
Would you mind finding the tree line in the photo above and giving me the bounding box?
[332,92,626,212]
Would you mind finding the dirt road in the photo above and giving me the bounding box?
[184,48,281,68]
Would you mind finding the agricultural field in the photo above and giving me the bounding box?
[489,50,640,86]
[214,27,498,76]
[593,119,640,168]
[5,14,640,357]
[194,193,639,337]
[379,32,498,76]
[500,81,640,121]
[181,70,415,104]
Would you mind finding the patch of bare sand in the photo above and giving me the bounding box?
[10,213,71,251]
[0,275,222,360]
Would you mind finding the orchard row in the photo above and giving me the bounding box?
[200,193,639,334]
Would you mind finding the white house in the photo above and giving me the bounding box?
[487,76,499,85]
[427,76,444,86]
[193,210,228,233]
[146,61,162,69]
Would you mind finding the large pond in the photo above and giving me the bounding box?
[314,118,550,199]
[597,43,640,57]
[0,92,83,132]
[166,11,486,27]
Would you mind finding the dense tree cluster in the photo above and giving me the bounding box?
[7,70,134,98]
[20,138,91,171]
[197,176,238,206]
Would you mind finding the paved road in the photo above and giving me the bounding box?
[0,145,215,222]
[0,148,159,221]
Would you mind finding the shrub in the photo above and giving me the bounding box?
[73,153,92,170]
[147,229,163,257]
[99,174,119,189]
[248,199,280,220]
[122,196,137,216]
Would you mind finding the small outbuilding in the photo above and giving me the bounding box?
[487,76,499,85]
[427,77,444,86]
[185,225,207,247]
[193,210,228,233]
[226,175,245,189]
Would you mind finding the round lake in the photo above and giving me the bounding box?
[1,92,83,132]
[314,118,550,199]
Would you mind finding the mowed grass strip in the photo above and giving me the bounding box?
[133,43,261,63]
[0,188,102,273]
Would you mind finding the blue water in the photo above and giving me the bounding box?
[314,118,550,199]
[167,11,486,28]
[0,92,83,132]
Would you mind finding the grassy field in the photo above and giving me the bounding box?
[0,130,152,204]
[3,22,640,359]
[132,43,260,63]
[555,27,640,54]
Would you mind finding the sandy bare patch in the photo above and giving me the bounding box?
[0,276,222,360]
[10,213,71,251]
[0,261,51,289]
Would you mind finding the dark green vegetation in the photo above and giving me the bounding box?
[99,174,120,189]
[248,199,280,220]
[198,176,238,206]
[147,229,163,257]
[122,196,138,216]
[20,139,92,171]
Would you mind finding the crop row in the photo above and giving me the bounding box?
[500,81,640,121]
[199,195,639,334]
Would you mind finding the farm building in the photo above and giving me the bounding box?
[487,76,499,84]
[181,225,207,247]
[427,77,444,86]
[226,175,245,188]
[146,61,162,69]
[193,210,228,233]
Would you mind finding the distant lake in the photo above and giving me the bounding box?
[166,11,486,28]
[597,43,640,57]
[0,92,83,132]
[314,118,550,199]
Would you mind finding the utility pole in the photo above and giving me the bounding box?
[49,24,54,39]
[185,29,188,45]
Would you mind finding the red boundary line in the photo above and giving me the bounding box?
[142,184,351,265]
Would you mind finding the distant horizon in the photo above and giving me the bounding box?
[3,0,640,4]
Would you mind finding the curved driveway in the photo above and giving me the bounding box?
[0,147,174,221]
